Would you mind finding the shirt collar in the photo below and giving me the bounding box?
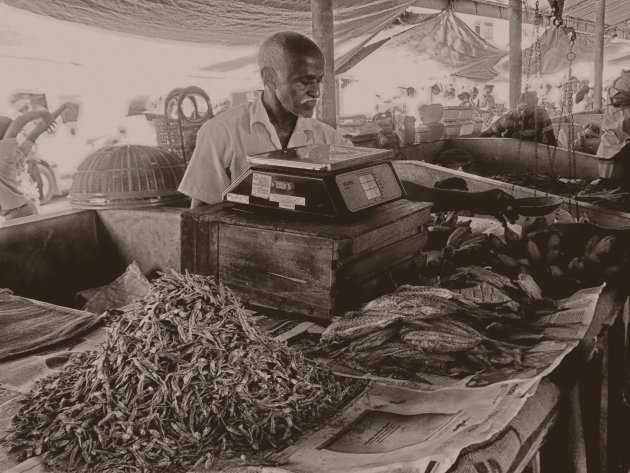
[249,95,316,135]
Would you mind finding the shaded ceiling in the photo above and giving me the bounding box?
[527,0,630,36]
[1,0,410,47]
[2,0,414,79]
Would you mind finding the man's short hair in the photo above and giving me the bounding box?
[519,91,538,106]
[258,31,323,76]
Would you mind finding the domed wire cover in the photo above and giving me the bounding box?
[69,145,187,209]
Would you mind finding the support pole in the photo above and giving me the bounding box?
[594,0,606,111]
[311,0,336,128]
[509,0,523,109]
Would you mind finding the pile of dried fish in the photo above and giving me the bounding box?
[8,271,352,473]
[319,284,545,380]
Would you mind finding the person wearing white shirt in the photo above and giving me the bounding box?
[178,32,351,207]
[179,31,518,221]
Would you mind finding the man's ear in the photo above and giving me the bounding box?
[261,67,277,89]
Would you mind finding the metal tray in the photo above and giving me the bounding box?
[247,144,392,172]
[515,196,563,217]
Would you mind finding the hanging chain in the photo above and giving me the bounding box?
[564,33,581,217]
[516,0,543,196]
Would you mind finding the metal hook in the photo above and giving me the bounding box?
[563,26,577,42]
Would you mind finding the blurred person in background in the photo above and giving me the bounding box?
[478,84,495,110]
[0,109,55,219]
[480,91,557,146]
[598,69,630,159]
[470,86,480,107]
[573,79,593,113]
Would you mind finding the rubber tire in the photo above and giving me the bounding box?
[37,164,55,205]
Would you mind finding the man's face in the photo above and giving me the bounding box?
[273,52,324,118]
[517,98,535,116]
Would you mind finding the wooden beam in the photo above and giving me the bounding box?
[311,0,336,128]
[594,0,606,111]
[509,0,522,109]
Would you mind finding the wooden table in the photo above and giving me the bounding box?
[449,285,628,473]
[1,287,627,473]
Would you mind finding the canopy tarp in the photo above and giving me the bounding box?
[1,0,412,74]
[498,27,630,78]
[338,10,507,83]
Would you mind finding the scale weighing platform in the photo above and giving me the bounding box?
[222,144,406,218]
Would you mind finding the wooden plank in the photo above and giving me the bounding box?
[180,216,196,273]
[199,201,430,237]
[393,160,630,228]
[311,0,336,128]
[218,224,334,318]
[599,332,609,473]
[181,205,223,277]
[594,0,606,111]
[568,384,588,473]
[4,457,46,473]
[509,0,522,109]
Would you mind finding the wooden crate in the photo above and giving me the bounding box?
[182,200,431,319]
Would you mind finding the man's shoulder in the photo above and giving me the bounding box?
[307,118,345,138]
[199,102,252,134]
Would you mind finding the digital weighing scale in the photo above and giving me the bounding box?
[222,144,406,218]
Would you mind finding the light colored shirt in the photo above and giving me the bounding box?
[598,71,630,159]
[0,138,33,211]
[178,96,352,205]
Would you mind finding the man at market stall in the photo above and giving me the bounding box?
[597,69,630,160]
[479,91,557,146]
[179,31,518,221]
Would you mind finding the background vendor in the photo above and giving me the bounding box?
[598,69,630,159]
[178,31,517,222]
[479,91,557,146]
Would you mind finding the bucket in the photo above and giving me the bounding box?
[459,121,475,136]
[598,159,624,178]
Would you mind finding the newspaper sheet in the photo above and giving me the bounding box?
[217,285,603,473]
[297,284,603,395]
[0,286,602,473]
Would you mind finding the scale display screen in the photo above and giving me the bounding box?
[335,163,403,212]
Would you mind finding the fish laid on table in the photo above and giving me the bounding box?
[320,311,403,345]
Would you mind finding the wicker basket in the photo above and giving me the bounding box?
[154,86,213,163]
[69,145,188,209]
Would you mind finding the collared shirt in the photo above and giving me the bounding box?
[178,96,352,205]
[0,138,33,211]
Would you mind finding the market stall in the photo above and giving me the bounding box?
[0,142,628,473]
[1,1,630,473]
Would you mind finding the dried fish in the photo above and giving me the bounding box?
[320,311,402,345]
[8,271,355,472]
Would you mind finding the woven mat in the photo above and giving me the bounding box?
[0,291,101,363]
